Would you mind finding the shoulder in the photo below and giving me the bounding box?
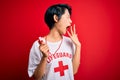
[32,40,39,48]
[63,36,74,47]
[29,38,41,56]
[29,40,39,55]
[63,36,75,52]
[63,36,72,43]
[30,37,42,51]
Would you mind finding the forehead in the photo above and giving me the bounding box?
[63,9,70,16]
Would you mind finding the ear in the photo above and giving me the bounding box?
[53,15,58,22]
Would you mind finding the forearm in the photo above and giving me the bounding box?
[72,45,81,74]
[33,57,47,80]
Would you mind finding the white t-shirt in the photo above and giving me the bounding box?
[28,36,75,80]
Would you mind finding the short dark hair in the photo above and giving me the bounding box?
[44,4,72,29]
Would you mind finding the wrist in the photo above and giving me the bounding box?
[75,43,81,48]
[42,56,48,60]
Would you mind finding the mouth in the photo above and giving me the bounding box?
[66,26,69,29]
[65,26,70,32]
[66,25,71,29]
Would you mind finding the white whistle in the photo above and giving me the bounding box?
[38,37,46,43]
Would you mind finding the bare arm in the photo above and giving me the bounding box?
[72,45,81,74]
[67,24,81,74]
[33,40,49,80]
[33,57,47,80]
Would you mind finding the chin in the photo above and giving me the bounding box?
[63,31,67,35]
[60,29,67,35]
[60,31,65,35]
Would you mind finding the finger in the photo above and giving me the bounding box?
[40,46,49,53]
[41,44,48,50]
[73,24,76,34]
[44,45,49,50]
[42,47,49,53]
[67,31,71,37]
[70,25,73,35]
[44,48,49,53]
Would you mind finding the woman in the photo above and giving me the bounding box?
[28,4,81,80]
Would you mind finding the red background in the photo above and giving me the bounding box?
[0,0,120,80]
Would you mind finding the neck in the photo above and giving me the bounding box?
[46,27,62,42]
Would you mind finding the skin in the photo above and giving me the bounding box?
[33,9,81,80]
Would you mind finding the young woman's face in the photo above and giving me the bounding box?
[56,9,72,34]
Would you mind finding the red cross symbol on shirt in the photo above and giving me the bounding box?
[54,61,68,76]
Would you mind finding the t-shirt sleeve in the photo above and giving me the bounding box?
[28,40,43,77]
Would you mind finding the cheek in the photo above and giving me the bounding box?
[58,18,67,29]
[59,20,66,27]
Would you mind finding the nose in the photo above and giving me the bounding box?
[69,18,72,24]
